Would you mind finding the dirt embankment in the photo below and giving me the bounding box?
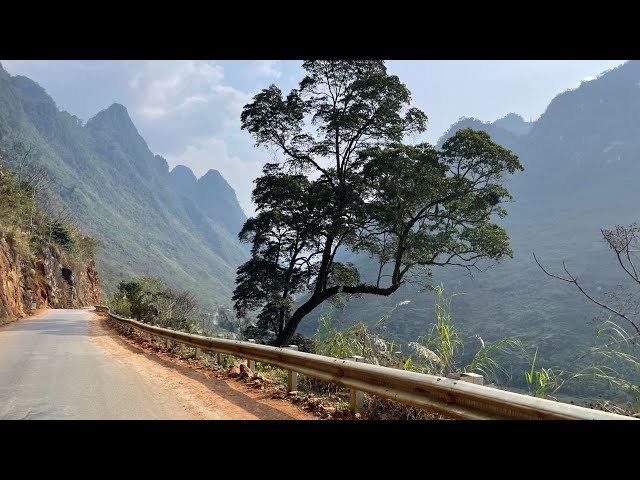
[91,313,316,420]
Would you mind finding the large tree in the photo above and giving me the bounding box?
[234,60,523,346]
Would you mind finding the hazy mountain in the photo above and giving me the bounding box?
[492,113,532,136]
[170,166,246,236]
[298,61,640,395]
[0,63,248,308]
[436,116,523,152]
[169,164,198,197]
[4,58,640,397]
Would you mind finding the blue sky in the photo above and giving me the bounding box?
[1,60,626,214]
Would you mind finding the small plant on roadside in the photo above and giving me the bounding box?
[524,347,555,398]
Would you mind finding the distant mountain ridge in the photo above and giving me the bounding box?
[0,63,248,308]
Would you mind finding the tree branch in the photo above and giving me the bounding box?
[533,253,640,334]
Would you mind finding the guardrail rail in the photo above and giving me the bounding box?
[96,307,635,420]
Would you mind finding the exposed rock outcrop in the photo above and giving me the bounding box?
[0,238,99,321]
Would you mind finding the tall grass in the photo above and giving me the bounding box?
[312,284,524,383]
[546,318,640,408]
[524,348,555,398]
[403,285,524,382]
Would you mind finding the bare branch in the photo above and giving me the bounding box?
[601,226,640,286]
[534,253,640,334]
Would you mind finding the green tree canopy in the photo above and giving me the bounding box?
[234,60,523,346]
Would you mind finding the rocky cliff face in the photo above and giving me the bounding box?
[0,238,99,321]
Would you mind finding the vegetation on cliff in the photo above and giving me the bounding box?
[0,150,99,321]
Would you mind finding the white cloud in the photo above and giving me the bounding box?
[119,61,253,158]
[128,72,142,89]
[129,61,225,119]
[251,60,282,78]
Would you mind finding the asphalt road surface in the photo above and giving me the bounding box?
[0,309,195,419]
[0,308,314,420]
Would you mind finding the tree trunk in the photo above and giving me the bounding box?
[274,281,403,347]
[274,293,324,346]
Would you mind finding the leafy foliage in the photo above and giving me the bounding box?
[0,155,92,257]
[234,60,522,345]
[0,150,98,318]
[48,220,74,250]
[293,61,640,406]
[109,276,199,333]
[524,348,555,398]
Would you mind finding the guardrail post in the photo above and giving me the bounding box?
[246,339,256,371]
[195,347,202,359]
[216,334,223,365]
[284,345,298,392]
[166,338,172,350]
[460,372,484,385]
[348,355,365,414]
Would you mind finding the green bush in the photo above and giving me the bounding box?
[48,221,74,250]
[108,276,199,333]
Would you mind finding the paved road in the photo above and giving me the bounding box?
[0,309,191,419]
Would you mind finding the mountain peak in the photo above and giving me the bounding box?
[169,165,198,196]
[171,165,197,181]
[192,168,246,234]
[496,112,525,123]
[202,168,223,179]
[88,103,133,124]
[198,169,234,194]
[492,113,531,136]
[11,75,57,108]
[85,103,140,138]
[103,103,132,121]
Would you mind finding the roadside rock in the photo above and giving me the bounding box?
[240,364,253,380]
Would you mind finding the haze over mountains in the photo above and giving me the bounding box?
[0,63,247,308]
[2,59,640,393]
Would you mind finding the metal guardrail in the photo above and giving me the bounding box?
[98,307,635,420]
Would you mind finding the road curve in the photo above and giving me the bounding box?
[0,309,313,420]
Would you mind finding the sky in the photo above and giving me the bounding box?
[0,60,626,215]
